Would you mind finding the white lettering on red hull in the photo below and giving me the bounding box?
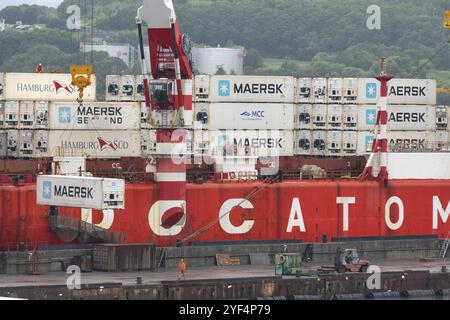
[219,199,255,234]
[433,196,450,230]
[148,200,186,236]
[337,197,356,232]
[287,198,306,233]
[81,208,115,229]
[385,196,404,231]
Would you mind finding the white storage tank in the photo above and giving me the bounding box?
[327,131,342,156]
[192,47,244,75]
[19,102,34,128]
[295,130,312,155]
[328,78,343,103]
[312,130,327,156]
[49,102,140,130]
[342,104,358,129]
[342,131,357,156]
[296,104,312,129]
[208,75,295,103]
[312,104,327,128]
[327,104,343,130]
[5,101,19,128]
[35,101,49,129]
[296,78,313,103]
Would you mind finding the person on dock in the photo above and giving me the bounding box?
[178,259,186,280]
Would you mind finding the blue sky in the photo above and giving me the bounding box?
[0,0,63,10]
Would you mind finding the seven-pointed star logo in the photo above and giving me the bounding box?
[366,83,377,99]
[366,109,377,125]
[58,107,72,124]
[43,181,52,199]
[218,80,231,96]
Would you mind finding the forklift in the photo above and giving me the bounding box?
[334,248,370,273]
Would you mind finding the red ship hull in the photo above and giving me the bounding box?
[0,179,449,248]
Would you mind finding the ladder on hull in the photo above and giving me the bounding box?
[440,231,450,259]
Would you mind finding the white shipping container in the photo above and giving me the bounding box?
[193,103,209,129]
[194,130,294,157]
[140,102,150,129]
[343,78,358,103]
[342,104,358,129]
[120,75,135,101]
[312,104,327,128]
[5,101,19,128]
[357,78,437,105]
[296,104,313,130]
[0,131,6,157]
[327,104,343,130]
[357,105,436,131]
[436,106,448,130]
[357,131,436,155]
[140,129,157,155]
[49,102,140,130]
[436,130,449,146]
[312,131,327,156]
[295,130,312,155]
[6,130,18,157]
[35,101,49,128]
[19,130,33,157]
[3,73,96,102]
[327,131,342,156]
[37,175,125,210]
[342,131,358,155]
[19,102,34,128]
[135,75,146,102]
[296,78,313,103]
[46,130,141,158]
[193,75,210,102]
[106,75,120,101]
[208,76,295,103]
[34,130,49,156]
[328,78,343,102]
[0,73,4,100]
[313,78,327,104]
[205,103,294,130]
[0,103,4,128]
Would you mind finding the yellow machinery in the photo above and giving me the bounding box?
[438,88,450,93]
[444,10,450,29]
[70,65,93,104]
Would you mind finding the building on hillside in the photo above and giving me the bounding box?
[80,41,136,67]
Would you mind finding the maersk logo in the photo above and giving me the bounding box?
[58,107,72,124]
[43,181,52,199]
[240,110,265,120]
[365,136,375,152]
[366,83,377,99]
[218,80,231,96]
[366,109,377,125]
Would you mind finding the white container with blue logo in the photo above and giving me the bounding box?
[49,102,141,130]
[37,175,125,210]
[357,105,436,131]
[208,76,295,103]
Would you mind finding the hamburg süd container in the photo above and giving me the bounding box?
[5,101,19,128]
[35,101,49,129]
[19,130,33,157]
[3,73,96,102]
[46,130,141,158]
[49,102,140,130]
[6,129,18,158]
[208,75,295,103]
[34,130,49,156]
[357,105,436,131]
[36,175,125,210]
[19,102,34,129]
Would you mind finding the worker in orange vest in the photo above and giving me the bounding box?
[178,258,186,280]
[35,63,44,73]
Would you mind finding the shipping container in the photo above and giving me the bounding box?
[327,104,343,130]
[19,102,34,128]
[295,130,312,155]
[199,103,294,130]
[93,244,156,272]
[343,78,358,103]
[19,130,33,157]
[46,130,141,158]
[342,104,358,129]
[342,131,358,155]
[135,75,146,102]
[193,75,210,102]
[328,78,343,102]
[357,78,437,105]
[357,131,436,155]
[193,102,209,129]
[3,73,96,102]
[140,129,157,155]
[0,131,6,157]
[436,106,448,130]
[208,75,295,103]
[436,130,449,146]
[35,101,49,129]
[357,105,436,131]
[5,101,19,128]
[312,104,327,128]
[296,78,313,103]
[295,104,313,130]
[120,75,136,101]
[49,102,140,130]
[34,130,49,156]
[194,130,294,157]
[312,130,327,156]
[140,102,150,129]
[106,75,120,101]
[6,130,18,158]
[313,78,327,104]
[0,102,4,128]
[36,175,125,210]
[0,73,4,100]
[327,131,342,156]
